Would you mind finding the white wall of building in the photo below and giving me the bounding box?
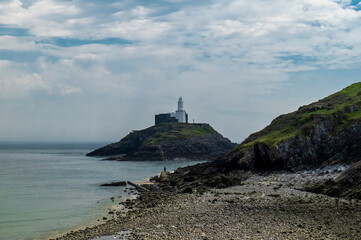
[175,110,186,123]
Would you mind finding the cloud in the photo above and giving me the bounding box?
[0,35,37,50]
[1,0,361,141]
[0,0,79,37]
[2,0,361,72]
[60,85,82,95]
[0,61,50,99]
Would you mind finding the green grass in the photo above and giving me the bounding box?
[179,125,217,137]
[143,123,218,145]
[235,82,361,152]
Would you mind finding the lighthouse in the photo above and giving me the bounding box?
[154,97,189,125]
[175,97,187,123]
[178,97,184,111]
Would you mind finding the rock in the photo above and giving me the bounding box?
[160,171,169,182]
[86,123,236,161]
[100,181,127,187]
[172,82,361,178]
[183,187,193,193]
[304,161,361,199]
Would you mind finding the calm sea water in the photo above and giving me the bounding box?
[0,142,205,240]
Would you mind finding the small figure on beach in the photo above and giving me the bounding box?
[164,166,167,172]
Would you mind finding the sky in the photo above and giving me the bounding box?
[1,0,361,143]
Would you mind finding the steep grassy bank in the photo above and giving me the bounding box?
[218,82,361,171]
[236,82,361,151]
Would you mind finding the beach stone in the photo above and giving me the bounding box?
[53,172,361,240]
[160,171,169,182]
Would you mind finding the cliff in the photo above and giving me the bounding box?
[221,82,361,171]
[158,82,361,198]
[87,123,236,161]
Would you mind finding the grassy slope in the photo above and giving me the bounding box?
[145,123,218,145]
[235,82,361,152]
[119,123,219,146]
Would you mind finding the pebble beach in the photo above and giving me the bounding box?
[53,170,361,240]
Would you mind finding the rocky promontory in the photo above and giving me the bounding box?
[87,123,236,161]
[55,84,361,240]
[222,82,361,171]
[161,82,361,199]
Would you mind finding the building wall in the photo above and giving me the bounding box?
[155,98,189,125]
[175,110,186,123]
[155,113,178,125]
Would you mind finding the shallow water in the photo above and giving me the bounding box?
[0,142,205,240]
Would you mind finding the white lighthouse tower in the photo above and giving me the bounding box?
[175,97,188,123]
[155,97,189,125]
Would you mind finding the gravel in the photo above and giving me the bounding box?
[52,171,361,240]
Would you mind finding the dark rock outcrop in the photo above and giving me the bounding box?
[87,123,236,161]
[304,161,361,199]
[222,117,361,172]
[100,181,127,187]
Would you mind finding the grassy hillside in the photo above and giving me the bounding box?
[111,123,218,147]
[86,122,234,159]
[235,82,361,152]
[143,123,218,145]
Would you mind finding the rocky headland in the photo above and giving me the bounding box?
[54,83,361,240]
[87,123,236,161]
[161,82,361,199]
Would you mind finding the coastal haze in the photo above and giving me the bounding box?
[1,1,361,143]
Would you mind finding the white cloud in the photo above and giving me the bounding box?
[0,36,37,51]
[0,0,79,37]
[0,61,50,99]
[105,19,171,40]
[1,0,361,141]
[131,6,153,17]
[1,0,360,72]
[60,85,82,95]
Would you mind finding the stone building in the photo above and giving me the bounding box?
[155,97,189,125]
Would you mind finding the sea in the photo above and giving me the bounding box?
[0,142,205,240]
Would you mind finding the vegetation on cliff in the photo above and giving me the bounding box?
[87,123,235,161]
[235,82,361,152]
[160,82,361,200]
[143,123,217,145]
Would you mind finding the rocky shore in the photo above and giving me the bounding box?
[52,168,361,240]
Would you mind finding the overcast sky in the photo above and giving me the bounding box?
[1,0,361,143]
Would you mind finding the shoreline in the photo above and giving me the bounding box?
[47,189,139,240]
[51,169,361,240]
[47,177,155,240]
